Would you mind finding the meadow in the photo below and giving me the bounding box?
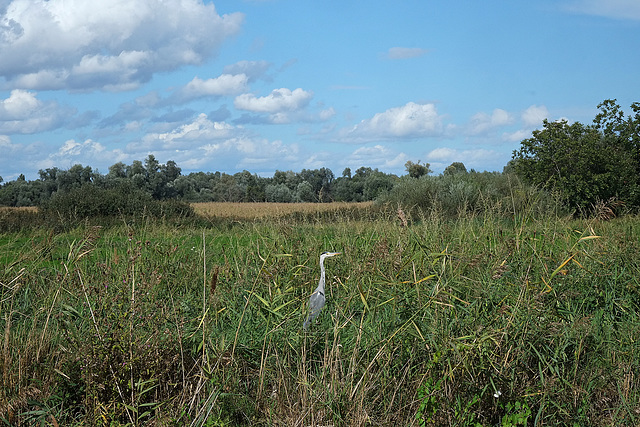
[1,202,639,426]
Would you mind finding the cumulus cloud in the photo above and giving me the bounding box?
[133,113,237,152]
[427,146,506,171]
[385,47,429,59]
[500,104,551,142]
[223,60,272,82]
[347,144,408,169]
[172,74,249,103]
[203,137,300,168]
[467,108,513,135]
[0,89,75,133]
[503,129,531,143]
[1,136,51,180]
[0,134,16,150]
[343,102,446,142]
[234,88,313,113]
[521,104,549,127]
[36,138,128,171]
[0,0,243,91]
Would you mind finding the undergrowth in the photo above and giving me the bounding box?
[1,210,639,425]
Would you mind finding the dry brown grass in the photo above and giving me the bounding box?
[192,201,374,219]
[0,206,37,213]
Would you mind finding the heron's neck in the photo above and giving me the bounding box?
[317,260,326,293]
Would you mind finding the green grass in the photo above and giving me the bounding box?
[1,209,640,426]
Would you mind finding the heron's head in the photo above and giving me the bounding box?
[320,251,341,261]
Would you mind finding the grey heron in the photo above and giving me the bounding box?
[303,251,341,330]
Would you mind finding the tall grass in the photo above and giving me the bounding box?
[1,208,639,425]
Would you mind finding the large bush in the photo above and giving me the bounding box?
[39,183,195,225]
[511,99,640,213]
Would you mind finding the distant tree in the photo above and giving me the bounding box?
[405,160,431,178]
[127,160,145,178]
[214,173,244,202]
[363,172,396,200]
[108,162,127,179]
[332,176,356,202]
[162,160,181,181]
[296,181,315,202]
[444,162,468,175]
[145,154,161,177]
[235,170,265,202]
[265,183,293,203]
[56,164,94,192]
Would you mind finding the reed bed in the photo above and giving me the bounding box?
[192,201,374,219]
[1,208,639,426]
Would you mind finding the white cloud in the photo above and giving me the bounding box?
[173,136,301,171]
[498,105,550,143]
[0,134,16,150]
[427,147,505,171]
[467,108,513,135]
[0,0,244,91]
[38,138,127,170]
[319,107,336,121]
[565,0,640,20]
[234,88,313,113]
[134,113,236,151]
[175,74,249,102]
[347,144,408,169]
[521,105,549,127]
[386,47,429,59]
[503,129,531,143]
[0,136,51,180]
[58,139,103,156]
[343,102,445,142]
[0,89,75,133]
[223,60,272,82]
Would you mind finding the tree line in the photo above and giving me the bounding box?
[0,156,428,207]
[1,99,639,215]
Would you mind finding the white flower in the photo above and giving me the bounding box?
[493,390,502,398]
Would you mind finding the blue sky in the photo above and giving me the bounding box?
[1,0,639,181]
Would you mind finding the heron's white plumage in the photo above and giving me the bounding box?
[303,251,340,329]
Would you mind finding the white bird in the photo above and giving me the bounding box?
[303,251,341,330]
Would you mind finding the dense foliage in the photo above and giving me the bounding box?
[379,169,564,220]
[0,155,400,207]
[511,99,640,212]
[39,183,196,225]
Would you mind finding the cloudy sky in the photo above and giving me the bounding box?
[1,0,639,180]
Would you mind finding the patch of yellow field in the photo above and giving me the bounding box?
[0,206,38,213]
[192,201,374,219]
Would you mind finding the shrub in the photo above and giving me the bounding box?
[39,183,195,226]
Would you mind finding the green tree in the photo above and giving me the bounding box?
[405,160,431,178]
[444,162,468,176]
[265,183,293,202]
[107,162,127,179]
[296,181,315,202]
[512,100,640,211]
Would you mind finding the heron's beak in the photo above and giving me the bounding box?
[327,252,341,257]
